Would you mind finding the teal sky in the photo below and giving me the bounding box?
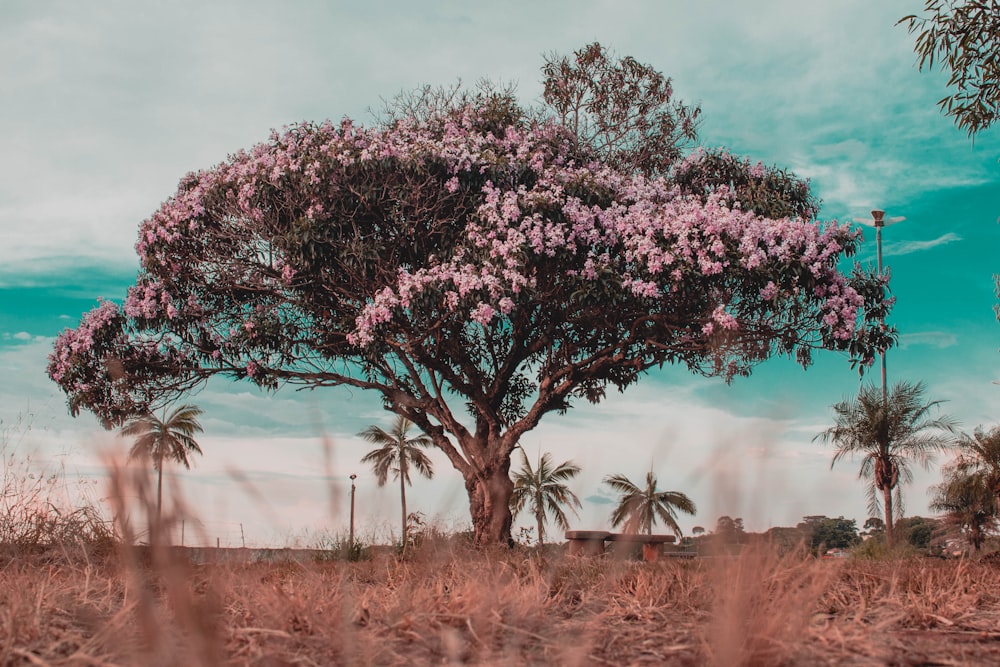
[2,1,999,546]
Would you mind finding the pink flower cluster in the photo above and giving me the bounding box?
[127,102,867,352]
[348,159,862,345]
[124,279,175,319]
[48,300,120,384]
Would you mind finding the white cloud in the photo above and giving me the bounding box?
[3,0,994,267]
[884,233,962,257]
[898,331,959,350]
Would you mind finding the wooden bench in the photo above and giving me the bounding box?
[606,533,676,562]
[565,531,676,561]
[564,530,611,556]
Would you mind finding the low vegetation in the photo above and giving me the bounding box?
[6,534,1000,666]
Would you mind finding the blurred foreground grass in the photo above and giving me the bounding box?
[4,535,1000,666]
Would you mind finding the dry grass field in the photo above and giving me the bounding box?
[3,539,1000,667]
[4,435,999,665]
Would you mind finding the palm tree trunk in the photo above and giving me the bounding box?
[153,459,164,545]
[157,467,163,521]
[400,469,408,552]
[883,486,894,547]
[535,488,545,546]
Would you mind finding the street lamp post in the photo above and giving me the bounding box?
[349,474,357,548]
[855,209,905,405]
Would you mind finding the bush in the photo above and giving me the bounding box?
[310,530,372,562]
[852,537,920,561]
[1,413,117,554]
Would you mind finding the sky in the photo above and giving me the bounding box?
[2,0,999,547]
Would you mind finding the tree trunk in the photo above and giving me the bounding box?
[535,487,545,546]
[972,525,983,552]
[400,470,408,551]
[883,485,894,547]
[153,459,163,545]
[156,460,163,522]
[466,461,515,546]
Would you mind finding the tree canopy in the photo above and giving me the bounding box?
[48,45,892,545]
[541,42,700,177]
[931,471,997,551]
[806,516,861,552]
[900,0,1000,136]
[953,425,1000,507]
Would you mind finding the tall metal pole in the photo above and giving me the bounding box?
[349,473,357,547]
[856,209,903,404]
[872,209,888,407]
[854,208,905,546]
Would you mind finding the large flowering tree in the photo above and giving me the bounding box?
[49,48,890,546]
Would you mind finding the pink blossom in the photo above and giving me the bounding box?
[712,306,739,331]
[471,302,496,325]
[760,282,778,301]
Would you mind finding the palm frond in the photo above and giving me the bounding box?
[609,496,641,529]
[865,482,881,519]
[358,425,393,446]
[406,447,435,480]
[602,473,641,496]
[658,491,696,516]
[653,502,682,536]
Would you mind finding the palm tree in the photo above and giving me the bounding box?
[815,381,956,546]
[121,403,204,521]
[931,469,997,552]
[603,470,696,537]
[359,415,434,548]
[952,425,1000,510]
[509,449,582,545]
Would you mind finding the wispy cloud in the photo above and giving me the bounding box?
[898,331,959,349]
[884,233,962,257]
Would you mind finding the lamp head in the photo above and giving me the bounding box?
[350,474,357,481]
[870,209,885,226]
